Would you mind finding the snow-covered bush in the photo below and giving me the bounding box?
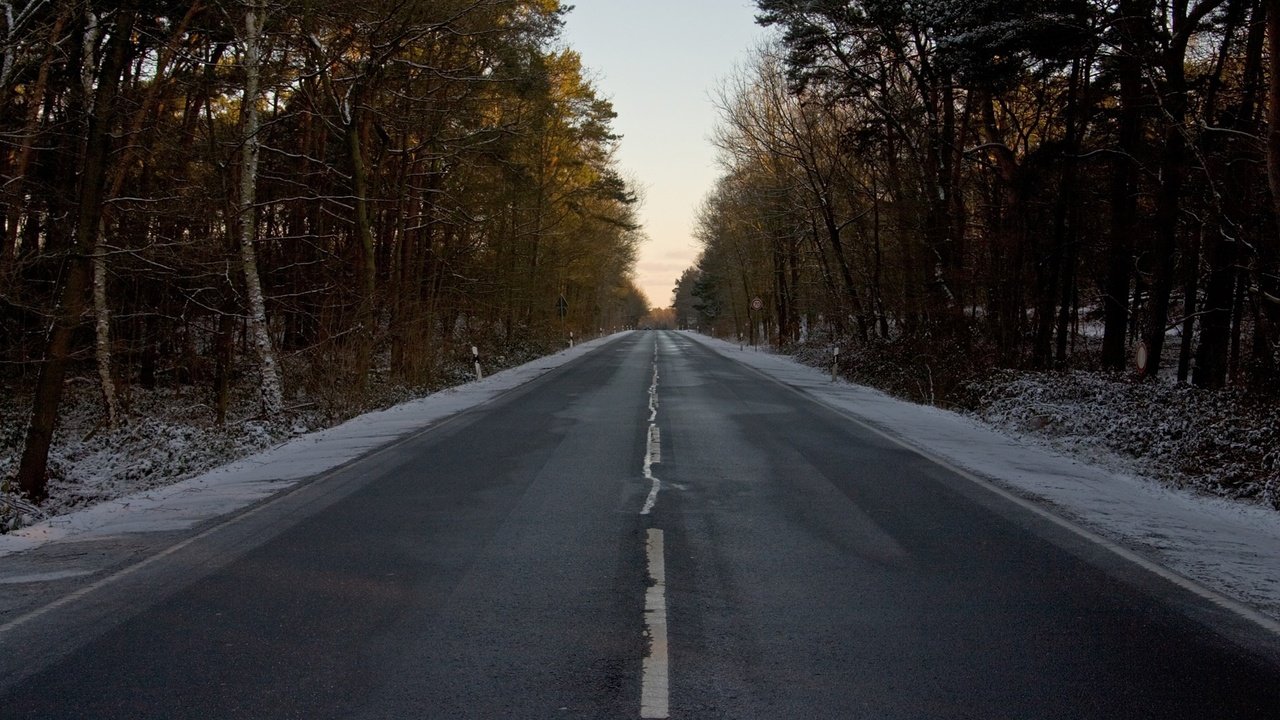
[966,370,1280,506]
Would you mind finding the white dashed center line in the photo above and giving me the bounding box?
[641,341,662,515]
[639,339,669,717]
[640,528,669,718]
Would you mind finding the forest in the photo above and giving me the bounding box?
[0,0,648,509]
[678,0,1280,390]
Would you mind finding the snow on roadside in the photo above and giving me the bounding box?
[971,369,1280,507]
[682,332,1280,622]
[0,334,623,558]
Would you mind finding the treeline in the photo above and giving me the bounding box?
[1,0,647,502]
[676,0,1280,401]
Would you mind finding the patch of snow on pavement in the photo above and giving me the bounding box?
[0,335,623,558]
[682,332,1280,622]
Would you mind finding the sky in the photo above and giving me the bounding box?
[559,1,769,309]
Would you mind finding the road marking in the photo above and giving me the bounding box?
[641,528,669,718]
[703,337,1280,638]
[0,569,95,585]
[641,425,662,515]
[648,368,659,422]
[648,426,662,464]
[0,509,250,637]
[641,345,661,515]
[640,340,669,715]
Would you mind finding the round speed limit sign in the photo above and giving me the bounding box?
[750,297,763,311]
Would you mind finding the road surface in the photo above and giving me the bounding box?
[1,331,1278,718]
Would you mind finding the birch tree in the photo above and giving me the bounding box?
[235,0,284,415]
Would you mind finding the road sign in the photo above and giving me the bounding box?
[1135,341,1149,376]
[750,297,763,311]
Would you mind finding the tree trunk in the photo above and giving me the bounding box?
[922,99,957,317]
[1101,0,1149,370]
[1268,0,1280,232]
[771,229,791,345]
[237,0,284,416]
[1177,224,1202,383]
[980,91,1024,365]
[93,220,121,426]
[1194,0,1264,387]
[1036,58,1086,368]
[1229,262,1246,381]
[87,0,202,423]
[214,298,236,426]
[16,7,137,502]
[1259,0,1280,380]
[1,9,68,274]
[1194,228,1234,388]
[1143,41,1192,379]
[820,205,869,341]
[870,172,889,338]
[347,103,378,385]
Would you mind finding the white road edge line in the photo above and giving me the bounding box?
[699,335,1280,637]
[641,528,669,719]
[0,494,268,637]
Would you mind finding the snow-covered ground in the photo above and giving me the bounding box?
[5,329,1279,632]
[682,331,1280,626]
[0,335,621,558]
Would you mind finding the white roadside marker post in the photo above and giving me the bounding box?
[832,345,839,382]
[569,331,574,348]
[472,345,483,381]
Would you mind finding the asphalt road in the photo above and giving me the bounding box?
[1,331,1278,718]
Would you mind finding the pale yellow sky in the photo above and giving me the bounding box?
[560,1,768,308]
